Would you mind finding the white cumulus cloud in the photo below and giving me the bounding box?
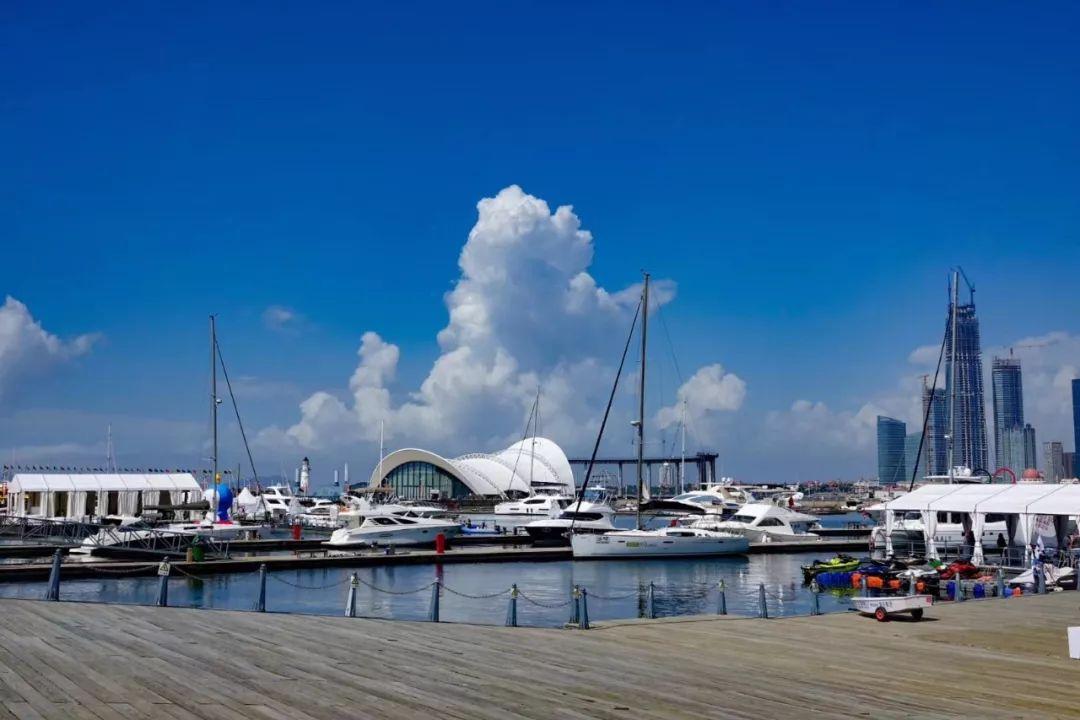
[263,185,722,456]
[0,296,100,401]
[262,305,305,333]
[656,364,746,431]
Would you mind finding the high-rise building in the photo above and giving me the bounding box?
[1022,423,1037,471]
[1073,378,1080,456]
[1043,441,1065,483]
[904,432,927,483]
[921,382,947,475]
[991,356,1024,470]
[999,426,1028,478]
[876,416,907,484]
[944,290,989,471]
[1064,452,1076,481]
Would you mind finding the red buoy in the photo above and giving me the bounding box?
[291,523,301,540]
[435,532,446,554]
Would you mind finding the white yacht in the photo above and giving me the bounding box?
[524,487,617,545]
[69,517,251,557]
[324,513,462,548]
[691,503,821,543]
[569,274,750,560]
[261,485,303,519]
[493,492,573,516]
[639,484,757,516]
[571,526,749,558]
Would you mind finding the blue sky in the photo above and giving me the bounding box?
[3,2,1079,487]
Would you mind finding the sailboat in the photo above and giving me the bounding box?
[571,273,749,559]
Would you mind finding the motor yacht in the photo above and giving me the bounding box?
[690,503,821,543]
[324,513,461,548]
[260,485,304,519]
[637,484,757,516]
[493,492,574,516]
[570,526,749,558]
[524,486,617,546]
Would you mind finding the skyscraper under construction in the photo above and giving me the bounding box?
[944,275,989,472]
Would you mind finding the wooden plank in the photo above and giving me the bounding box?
[0,594,1076,719]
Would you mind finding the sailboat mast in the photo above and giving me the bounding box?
[636,273,649,531]
[946,271,958,485]
[679,399,686,494]
[210,314,219,484]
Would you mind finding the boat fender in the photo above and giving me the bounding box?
[850,572,862,589]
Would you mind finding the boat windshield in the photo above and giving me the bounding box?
[729,514,756,524]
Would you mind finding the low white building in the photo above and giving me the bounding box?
[5,473,202,521]
[364,437,574,501]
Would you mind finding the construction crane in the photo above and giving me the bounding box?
[1008,338,1060,356]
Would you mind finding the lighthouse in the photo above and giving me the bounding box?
[299,456,311,494]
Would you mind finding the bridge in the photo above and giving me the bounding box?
[567,452,718,495]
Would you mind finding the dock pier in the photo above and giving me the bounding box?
[0,590,1076,718]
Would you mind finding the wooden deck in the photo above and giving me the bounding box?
[0,592,1076,719]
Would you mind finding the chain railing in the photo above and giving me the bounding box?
[26,540,1079,627]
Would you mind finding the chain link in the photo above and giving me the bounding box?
[517,591,574,608]
[353,576,435,595]
[440,584,511,600]
[267,573,353,590]
[586,589,641,601]
[82,564,157,576]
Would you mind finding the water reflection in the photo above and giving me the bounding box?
[0,549,859,626]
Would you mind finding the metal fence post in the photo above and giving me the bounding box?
[647,581,656,619]
[580,587,590,630]
[156,559,170,607]
[569,585,580,625]
[758,583,768,619]
[955,577,964,602]
[1035,564,1045,595]
[810,579,821,616]
[256,564,267,612]
[996,567,1005,599]
[345,573,358,618]
[860,574,868,598]
[717,579,727,616]
[505,584,518,627]
[44,549,62,601]
[428,581,440,622]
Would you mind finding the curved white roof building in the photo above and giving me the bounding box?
[365,437,574,500]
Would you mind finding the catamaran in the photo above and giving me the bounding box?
[571,273,748,559]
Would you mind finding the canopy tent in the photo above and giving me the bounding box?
[6,473,201,520]
[881,483,1080,563]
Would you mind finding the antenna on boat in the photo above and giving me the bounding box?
[377,420,385,488]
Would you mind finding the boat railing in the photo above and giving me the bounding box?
[0,515,233,556]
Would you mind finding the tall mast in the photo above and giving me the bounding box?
[679,398,686,494]
[636,273,649,531]
[210,314,218,484]
[947,271,958,485]
[377,419,385,487]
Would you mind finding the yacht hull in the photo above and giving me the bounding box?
[571,531,749,558]
[325,524,461,548]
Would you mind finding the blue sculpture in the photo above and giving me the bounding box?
[215,483,233,522]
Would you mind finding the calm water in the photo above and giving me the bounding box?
[0,512,872,626]
[0,551,865,626]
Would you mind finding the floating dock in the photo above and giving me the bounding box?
[0,538,869,582]
[0,590,1076,718]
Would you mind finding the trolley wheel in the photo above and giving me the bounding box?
[910,608,924,621]
[873,606,888,622]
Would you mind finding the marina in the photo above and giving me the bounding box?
[0,590,1076,718]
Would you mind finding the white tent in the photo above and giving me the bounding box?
[882,483,1080,563]
[6,473,201,521]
